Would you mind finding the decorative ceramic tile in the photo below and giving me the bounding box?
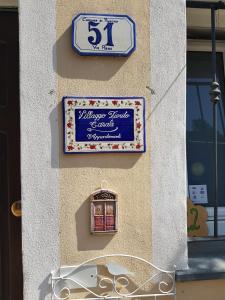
[63,96,146,154]
[72,14,136,56]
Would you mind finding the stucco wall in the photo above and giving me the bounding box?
[150,0,188,269]
[57,0,152,264]
[19,1,59,299]
[18,0,188,299]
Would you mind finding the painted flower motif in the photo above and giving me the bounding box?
[112,144,119,149]
[136,122,142,129]
[89,100,96,105]
[68,100,73,105]
[67,145,74,151]
[135,101,141,106]
[67,122,73,128]
[90,145,96,150]
[112,100,118,105]
[136,144,141,149]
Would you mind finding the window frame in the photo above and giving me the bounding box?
[187,39,225,239]
[177,45,225,280]
[187,39,225,72]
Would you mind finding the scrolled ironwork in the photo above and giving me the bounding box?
[98,277,114,290]
[51,254,176,299]
[53,279,71,300]
[158,273,175,294]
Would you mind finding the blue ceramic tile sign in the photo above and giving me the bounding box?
[75,108,134,142]
[72,13,136,56]
[63,97,146,153]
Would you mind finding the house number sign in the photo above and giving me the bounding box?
[63,96,146,153]
[72,13,136,56]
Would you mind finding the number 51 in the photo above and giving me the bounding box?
[88,21,114,47]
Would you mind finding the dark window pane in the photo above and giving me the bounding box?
[187,52,225,206]
[0,41,7,107]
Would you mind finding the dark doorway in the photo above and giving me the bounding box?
[0,10,23,300]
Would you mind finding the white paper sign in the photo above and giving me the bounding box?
[189,185,208,204]
[72,13,136,56]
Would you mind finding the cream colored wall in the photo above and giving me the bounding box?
[57,0,151,264]
[187,7,225,29]
[0,0,17,6]
[177,280,225,300]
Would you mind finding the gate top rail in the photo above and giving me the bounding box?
[51,254,176,300]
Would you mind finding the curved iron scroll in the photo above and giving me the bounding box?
[51,254,176,299]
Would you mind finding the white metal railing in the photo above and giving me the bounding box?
[51,254,176,300]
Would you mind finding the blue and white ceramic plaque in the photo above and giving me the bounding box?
[72,13,136,56]
[63,97,145,154]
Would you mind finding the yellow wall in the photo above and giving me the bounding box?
[57,0,151,264]
[177,280,225,300]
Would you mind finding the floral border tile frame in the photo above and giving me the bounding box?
[63,96,146,154]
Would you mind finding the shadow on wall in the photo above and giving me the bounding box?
[49,103,142,169]
[75,196,114,251]
[38,274,51,300]
[50,26,141,168]
[53,25,128,80]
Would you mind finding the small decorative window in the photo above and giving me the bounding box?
[90,189,118,234]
